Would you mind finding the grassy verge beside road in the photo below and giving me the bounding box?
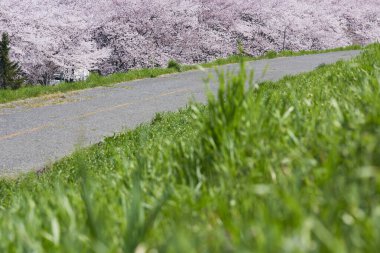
[0,45,361,104]
[0,43,378,252]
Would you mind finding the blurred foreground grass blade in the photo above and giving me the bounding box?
[77,153,107,253]
[124,171,171,253]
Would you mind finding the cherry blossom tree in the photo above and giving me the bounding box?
[0,0,379,79]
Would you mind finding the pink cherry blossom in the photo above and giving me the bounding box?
[0,0,379,78]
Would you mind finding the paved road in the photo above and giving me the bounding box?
[0,51,361,175]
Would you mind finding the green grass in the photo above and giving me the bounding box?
[0,44,362,104]
[0,43,379,252]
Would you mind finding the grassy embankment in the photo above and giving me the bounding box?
[0,44,379,252]
[0,45,361,104]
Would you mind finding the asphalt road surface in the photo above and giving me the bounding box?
[0,51,361,175]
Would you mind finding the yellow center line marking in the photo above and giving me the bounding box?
[0,88,190,142]
[70,88,190,120]
[0,124,52,142]
[71,102,134,120]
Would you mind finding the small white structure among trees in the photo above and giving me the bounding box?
[63,68,90,83]
[46,68,90,85]
[30,61,90,85]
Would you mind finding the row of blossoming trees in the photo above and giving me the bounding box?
[0,0,379,83]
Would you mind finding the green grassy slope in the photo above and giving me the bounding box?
[0,45,361,104]
[0,44,379,252]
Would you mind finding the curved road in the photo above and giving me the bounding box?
[0,51,361,175]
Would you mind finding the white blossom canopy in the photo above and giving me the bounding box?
[0,0,379,76]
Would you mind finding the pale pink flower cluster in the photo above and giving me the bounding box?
[0,0,379,77]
